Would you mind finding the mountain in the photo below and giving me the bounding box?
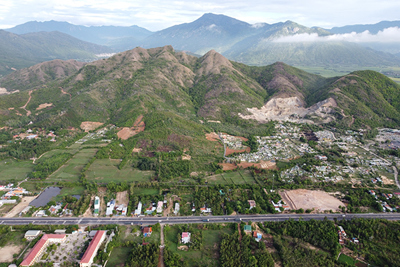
[6,20,153,51]
[0,30,111,76]
[0,46,399,133]
[140,14,329,55]
[329,21,400,34]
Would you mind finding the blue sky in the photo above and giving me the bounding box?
[0,0,399,31]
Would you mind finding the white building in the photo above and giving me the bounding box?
[134,201,142,216]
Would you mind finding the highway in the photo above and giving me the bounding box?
[1,213,400,225]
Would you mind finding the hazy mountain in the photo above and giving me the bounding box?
[329,21,400,34]
[0,46,399,132]
[6,20,153,51]
[0,30,111,76]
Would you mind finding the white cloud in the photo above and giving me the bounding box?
[273,27,400,43]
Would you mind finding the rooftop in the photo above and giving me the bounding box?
[80,230,106,264]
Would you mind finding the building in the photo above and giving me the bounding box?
[24,230,41,241]
[80,230,106,267]
[174,203,180,215]
[181,232,191,244]
[253,231,262,242]
[248,200,256,209]
[106,199,115,216]
[134,201,142,216]
[94,196,100,215]
[244,225,252,233]
[157,201,163,213]
[143,227,152,237]
[20,234,66,266]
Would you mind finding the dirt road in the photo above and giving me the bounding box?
[158,224,165,267]
[4,196,36,218]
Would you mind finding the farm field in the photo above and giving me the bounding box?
[0,159,33,182]
[106,246,132,267]
[47,148,98,182]
[206,170,256,185]
[55,186,86,201]
[165,225,233,267]
[86,159,154,183]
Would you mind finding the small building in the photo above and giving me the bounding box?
[143,227,152,237]
[248,200,256,209]
[157,201,163,213]
[36,210,46,217]
[54,229,66,234]
[24,230,41,241]
[181,232,191,244]
[106,199,115,216]
[80,230,106,267]
[94,196,100,215]
[244,225,252,233]
[174,203,180,215]
[253,231,262,242]
[134,201,142,216]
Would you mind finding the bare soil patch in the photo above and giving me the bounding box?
[225,146,250,156]
[80,121,104,132]
[116,190,129,206]
[219,163,237,171]
[4,196,37,218]
[117,115,145,140]
[178,245,188,251]
[36,103,53,110]
[205,132,219,141]
[0,245,23,262]
[82,195,94,217]
[132,148,142,153]
[280,189,344,212]
[381,175,394,185]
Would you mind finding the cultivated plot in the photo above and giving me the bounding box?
[86,159,154,183]
[0,159,33,182]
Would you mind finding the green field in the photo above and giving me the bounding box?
[55,186,86,201]
[165,225,233,266]
[47,148,98,182]
[338,253,356,266]
[0,159,33,182]
[86,159,154,183]
[106,246,132,267]
[130,188,159,195]
[207,170,256,185]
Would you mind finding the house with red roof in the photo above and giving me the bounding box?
[80,230,106,267]
[20,234,66,266]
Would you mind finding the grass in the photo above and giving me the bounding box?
[19,181,39,193]
[338,253,356,266]
[207,170,256,185]
[86,159,154,183]
[106,246,132,267]
[47,148,98,182]
[0,203,17,216]
[130,188,159,196]
[55,186,86,201]
[0,159,33,182]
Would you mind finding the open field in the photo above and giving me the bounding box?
[106,246,132,267]
[280,189,345,212]
[4,196,36,218]
[0,244,23,262]
[47,148,98,182]
[206,170,256,185]
[0,159,33,182]
[55,186,86,201]
[86,159,154,183]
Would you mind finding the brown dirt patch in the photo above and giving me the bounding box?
[219,163,237,171]
[36,103,53,110]
[0,245,23,262]
[117,115,145,140]
[381,175,394,185]
[206,132,220,141]
[82,195,94,217]
[164,198,172,216]
[4,196,37,218]
[182,154,191,160]
[80,121,104,132]
[225,146,250,156]
[178,245,188,251]
[280,189,344,212]
[116,190,129,206]
[132,148,142,153]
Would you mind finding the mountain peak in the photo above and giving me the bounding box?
[197,49,233,76]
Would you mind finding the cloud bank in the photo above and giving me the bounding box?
[273,27,400,43]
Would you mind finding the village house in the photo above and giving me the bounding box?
[181,232,191,244]
[24,230,42,241]
[143,227,152,237]
[248,200,256,209]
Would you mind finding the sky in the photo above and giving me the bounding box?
[0,0,399,31]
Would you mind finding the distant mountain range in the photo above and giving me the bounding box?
[7,20,153,51]
[328,21,400,34]
[0,30,111,76]
[3,14,400,74]
[0,46,399,132]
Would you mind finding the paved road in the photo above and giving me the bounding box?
[1,213,400,225]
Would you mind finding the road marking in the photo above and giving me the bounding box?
[78,219,82,224]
